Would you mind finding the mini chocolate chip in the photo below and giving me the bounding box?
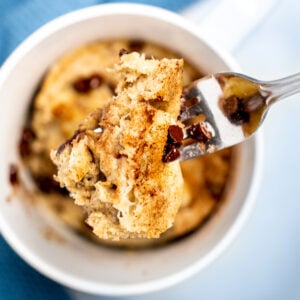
[229,110,250,125]
[222,95,239,116]
[162,144,180,163]
[168,125,183,144]
[116,153,128,159]
[128,40,145,52]
[72,74,104,93]
[73,78,90,93]
[186,122,211,143]
[119,48,129,57]
[9,164,19,185]
[19,127,35,157]
[111,183,117,190]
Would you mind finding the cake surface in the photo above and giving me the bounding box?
[21,40,234,246]
[51,52,185,240]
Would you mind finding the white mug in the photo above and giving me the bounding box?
[0,2,266,296]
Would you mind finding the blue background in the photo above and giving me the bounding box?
[1,0,300,299]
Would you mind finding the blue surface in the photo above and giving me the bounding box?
[0,0,196,64]
[0,236,71,300]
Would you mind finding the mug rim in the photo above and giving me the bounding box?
[0,3,264,295]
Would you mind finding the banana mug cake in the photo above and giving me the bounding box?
[20,40,237,247]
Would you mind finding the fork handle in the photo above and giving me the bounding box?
[260,72,300,104]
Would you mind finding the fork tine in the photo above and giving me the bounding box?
[179,84,204,122]
[178,82,223,161]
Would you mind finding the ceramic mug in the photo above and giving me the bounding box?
[0,2,265,296]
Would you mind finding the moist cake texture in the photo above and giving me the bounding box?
[51,52,184,240]
[20,40,235,246]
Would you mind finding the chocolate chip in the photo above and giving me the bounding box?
[73,78,90,93]
[186,122,212,143]
[229,110,250,125]
[162,144,180,163]
[119,48,129,57]
[222,95,239,116]
[9,164,19,185]
[128,40,145,52]
[19,127,35,157]
[116,153,128,159]
[221,95,256,125]
[168,125,183,144]
[72,74,104,93]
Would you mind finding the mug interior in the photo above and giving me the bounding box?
[0,4,262,295]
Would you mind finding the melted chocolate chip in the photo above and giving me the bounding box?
[168,125,183,144]
[19,127,35,158]
[221,95,251,125]
[72,74,104,93]
[162,144,180,163]
[56,130,84,154]
[119,48,129,57]
[229,110,250,125]
[9,164,19,185]
[222,95,239,116]
[186,122,211,143]
[128,40,145,52]
[73,78,90,93]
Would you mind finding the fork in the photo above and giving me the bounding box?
[164,72,300,162]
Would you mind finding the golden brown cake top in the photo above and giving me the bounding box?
[51,52,185,240]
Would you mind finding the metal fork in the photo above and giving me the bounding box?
[166,72,300,162]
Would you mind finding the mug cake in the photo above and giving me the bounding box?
[19,39,237,247]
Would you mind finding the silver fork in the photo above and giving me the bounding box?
[167,72,300,162]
